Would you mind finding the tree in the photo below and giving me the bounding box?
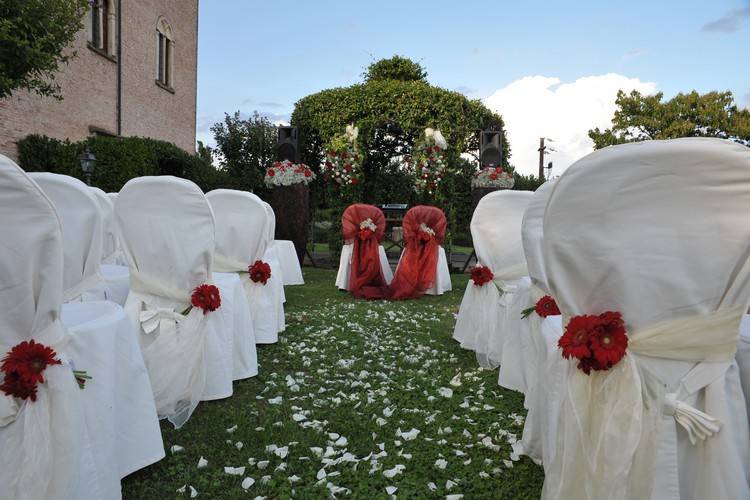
[291,57,510,205]
[589,90,750,149]
[210,111,278,193]
[363,55,427,82]
[0,0,89,99]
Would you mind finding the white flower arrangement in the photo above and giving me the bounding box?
[471,166,515,189]
[265,160,316,187]
[323,125,363,187]
[359,218,377,232]
[419,223,436,237]
[407,128,448,195]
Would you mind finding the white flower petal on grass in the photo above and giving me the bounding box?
[268,396,283,405]
[397,428,420,441]
[176,485,186,494]
[189,486,198,498]
[428,482,437,491]
[288,475,301,483]
[386,486,398,495]
[383,464,405,478]
[235,442,244,450]
[503,459,514,469]
[334,436,348,447]
[376,417,387,427]
[226,425,238,433]
[310,447,323,457]
[224,466,245,475]
[256,461,269,470]
[241,477,255,490]
[170,445,184,454]
[435,458,448,470]
[316,468,327,480]
[260,475,271,484]
[292,413,307,422]
[446,480,457,490]
[449,374,462,387]
[510,441,523,461]
[446,495,464,500]
[274,446,289,459]
[197,456,208,469]
[383,407,395,417]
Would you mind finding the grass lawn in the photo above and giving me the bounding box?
[122,268,543,499]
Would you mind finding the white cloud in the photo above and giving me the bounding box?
[483,74,657,176]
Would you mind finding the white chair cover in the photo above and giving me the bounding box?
[541,138,750,500]
[61,300,164,485]
[261,201,286,336]
[335,244,394,290]
[115,176,233,428]
[453,190,532,368]
[499,181,559,394]
[273,240,305,285]
[739,314,750,427]
[206,188,279,346]
[0,155,104,500]
[28,173,106,302]
[90,187,125,265]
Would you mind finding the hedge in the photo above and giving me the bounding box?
[17,134,230,193]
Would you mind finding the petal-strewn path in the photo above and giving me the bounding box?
[123,269,543,499]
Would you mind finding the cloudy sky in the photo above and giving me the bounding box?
[197,0,750,175]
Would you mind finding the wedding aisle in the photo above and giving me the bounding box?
[122,269,543,499]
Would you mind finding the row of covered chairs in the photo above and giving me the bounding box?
[0,156,301,499]
[335,204,452,299]
[454,137,750,499]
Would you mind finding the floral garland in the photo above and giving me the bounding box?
[470,266,494,286]
[265,160,315,187]
[358,218,377,240]
[323,125,363,187]
[472,166,515,189]
[1,340,61,401]
[249,260,272,285]
[407,128,448,195]
[522,295,560,318]
[558,311,628,375]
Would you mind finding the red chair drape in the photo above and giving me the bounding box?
[342,204,386,298]
[388,205,447,300]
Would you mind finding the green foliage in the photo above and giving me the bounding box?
[211,111,278,196]
[17,134,228,192]
[363,55,428,82]
[589,90,750,149]
[512,172,546,191]
[0,0,89,99]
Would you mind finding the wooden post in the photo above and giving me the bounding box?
[538,137,546,181]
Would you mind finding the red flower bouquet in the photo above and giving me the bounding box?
[249,260,272,285]
[1,340,62,401]
[470,266,494,286]
[558,311,628,374]
[190,283,222,314]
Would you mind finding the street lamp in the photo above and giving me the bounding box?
[78,149,96,185]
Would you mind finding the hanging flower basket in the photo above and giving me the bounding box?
[471,166,515,209]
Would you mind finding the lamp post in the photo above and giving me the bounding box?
[78,149,96,186]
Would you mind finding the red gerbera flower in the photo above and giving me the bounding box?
[304,169,312,177]
[576,356,608,375]
[1,340,61,385]
[351,178,358,185]
[249,260,272,285]
[0,370,38,401]
[191,284,221,314]
[470,266,494,286]
[489,173,498,180]
[267,169,275,177]
[535,295,560,317]
[558,315,598,360]
[495,167,503,173]
[590,311,628,365]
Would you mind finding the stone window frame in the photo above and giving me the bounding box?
[155,17,175,92]
[88,0,117,61]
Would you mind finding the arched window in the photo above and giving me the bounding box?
[90,0,116,56]
[156,18,174,89]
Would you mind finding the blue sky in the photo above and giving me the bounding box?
[197,0,750,173]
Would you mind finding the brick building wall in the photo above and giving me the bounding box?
[0,0,198,160]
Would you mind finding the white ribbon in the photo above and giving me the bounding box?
[139,308,184,337]
[129,268,192,304]
[213,253,249,274]
[543,305,744,500]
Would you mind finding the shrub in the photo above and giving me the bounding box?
[16,134,228,192]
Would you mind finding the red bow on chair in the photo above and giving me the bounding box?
[342,204,387,298]
[388,205,447,300]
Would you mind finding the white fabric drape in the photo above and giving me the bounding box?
[273,240,305,285]
[0,156,105,500]
[261,201,286,336]
[453,190,532,364]
[541,138,750,500]
[116,176,231,428]
[90,187,125,265]
[28,173,105,302]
